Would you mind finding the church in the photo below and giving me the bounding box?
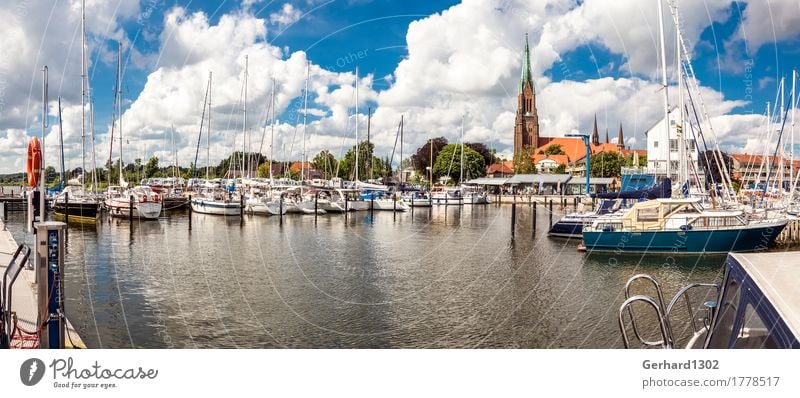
[512,35,638,174]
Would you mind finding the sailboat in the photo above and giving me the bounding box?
[244,76,286,216]
[53,0,99,222]
[190,70,243,216]
[580,0,790,253]
[104,41,162,220]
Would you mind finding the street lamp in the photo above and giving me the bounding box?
[566,133,591,195]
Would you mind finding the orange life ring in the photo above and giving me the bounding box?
[27,137,42,187]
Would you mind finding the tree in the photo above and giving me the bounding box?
[143,156,159,179]
[311,150,338,179]
[513,145,537,174]
[540,144,565,156]
[257,162,272,178]
[410,137,448,176]
[338,141,383,180]
[432,144,486,184]
[590,152,624,178]
[698,150,733,188]
[553,164,567,174]
[466,143,496,168]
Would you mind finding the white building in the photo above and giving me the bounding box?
[643,106,702,187]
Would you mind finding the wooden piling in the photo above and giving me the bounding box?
[188,195,192,231]
[511,202,516,238]
[532,201,537,234]
[64,192,69,225]
[549,199,553,226]
[129,195,134,223]
[314,192,318,222]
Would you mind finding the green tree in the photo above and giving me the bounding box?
[311,150,338,179]
[553,164,567,174]
[144,156,159,179]
[513,145,537,174]
[590,152,624,178]
[432,144,486,184]
[410,137,448,176]
[338,141,383,180]
[257,162,273,178]
[539,144,565,156]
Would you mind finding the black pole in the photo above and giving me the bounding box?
[279,193,284,224]
[239,193,244,226]
[129,195,134,223]
[371,195,375,216]
[64,192,69,225]
[511,202,516,239]
[188,195,192,231]
[549,199,553,227]
[314,191,318,223]
[344,193,348,220]
[532,200,537,235]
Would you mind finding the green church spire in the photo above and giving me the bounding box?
[520,33,534,92]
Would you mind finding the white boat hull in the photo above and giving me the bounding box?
[106,199,162,219]
[191,198,242,216]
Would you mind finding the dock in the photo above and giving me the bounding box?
[0,220,85,348]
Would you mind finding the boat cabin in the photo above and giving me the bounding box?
[594,198,746,232]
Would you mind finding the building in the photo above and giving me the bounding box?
[513,34,541,159]
[643,106,700,184]
[486,161,514,178]
[730,154,799,189]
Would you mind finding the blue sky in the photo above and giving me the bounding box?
[1,0,800,173]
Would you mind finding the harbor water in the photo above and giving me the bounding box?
[4,203,756,348]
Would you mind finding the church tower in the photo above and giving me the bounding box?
[514,34,540,159]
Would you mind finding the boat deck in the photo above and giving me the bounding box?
[0,221,85,348]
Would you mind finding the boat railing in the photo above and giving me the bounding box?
[619,274,720,349]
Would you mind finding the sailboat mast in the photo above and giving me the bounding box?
[58,96,65,189]
[676,2,685,191]
[171,123,177,179]
[460,116,464,185]
[40,66,48,224]
[367,107,371,180]
[242,55,248,178]
[302,61,309,188]
[118,42,124,186]
[657,0,671,181]
[400,114,403,184]
[792,69,796,186]
[90,95,97,193]
[354,66,359,182]
[269,77,276,182]
[81,0,87,188]
[206,71,211,180]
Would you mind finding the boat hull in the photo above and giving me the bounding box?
[582,221,788,253]
[106,200,162,220]
[191,198,242,216]
[548,219,585,238]
[53,201,99,221]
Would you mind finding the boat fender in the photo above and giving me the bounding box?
[679,224,693,231]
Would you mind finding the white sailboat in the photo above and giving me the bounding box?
[190,70,242,216]
[105,41,162,220]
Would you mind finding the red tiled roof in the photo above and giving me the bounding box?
[533,154,570,166]
[487,162,514,174]
[289,161,313,173]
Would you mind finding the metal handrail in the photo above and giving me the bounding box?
[666,283,720,336]
[624,274,674,347]
[619,295,673,349]
[2,244,31,345]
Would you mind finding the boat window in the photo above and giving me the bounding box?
[733,304,779,349]
[636,207,659,221]
[707,277,741,349]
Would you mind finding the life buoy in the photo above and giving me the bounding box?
[27,137,42,187]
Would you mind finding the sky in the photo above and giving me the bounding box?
[1,0,800,174]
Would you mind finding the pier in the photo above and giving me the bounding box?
[776,219,800,246]
[0,219,84,348]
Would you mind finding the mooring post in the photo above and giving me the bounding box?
[532,200,537,234]
[129,195,134,223]
[239,194,244,226]
[344,194,348,220]
[188,195,192,231]
[371,195,375,216]
[549,199,553,226]
[64,192,69,225]
[511,202,516,239]
[314,191,319,223]
[280,194,284,224]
